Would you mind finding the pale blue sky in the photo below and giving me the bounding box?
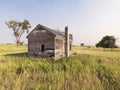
[1,0,120,45]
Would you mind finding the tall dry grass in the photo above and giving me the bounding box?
[0,45,120,90]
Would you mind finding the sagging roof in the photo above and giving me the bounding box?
[27,24,65,38]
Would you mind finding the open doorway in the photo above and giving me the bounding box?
[41,44,45,52]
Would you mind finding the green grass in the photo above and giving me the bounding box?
[0,45,120,90]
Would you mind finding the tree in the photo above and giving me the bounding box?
[96,35,117,50]
[80,43,84,46]
[6,20,31,46]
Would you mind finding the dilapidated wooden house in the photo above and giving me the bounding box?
[26,24,73,58]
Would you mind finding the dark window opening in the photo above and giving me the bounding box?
[70,45,72,51]
[41,44,45,52]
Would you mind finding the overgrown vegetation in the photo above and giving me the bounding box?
[0,45,120,90]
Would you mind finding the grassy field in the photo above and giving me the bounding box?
[0,45,120,90]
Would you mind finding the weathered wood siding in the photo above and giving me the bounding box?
[27,24,73,58]
[55,37,64,58]
[69,39,72,55]
[28,29,55,56]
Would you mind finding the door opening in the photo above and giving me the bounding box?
[41,44,45,52]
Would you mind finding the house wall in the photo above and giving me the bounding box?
[63,39,72,56]
[69,39,72,55]
[55,37,64,58]
[28,29,55,56]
